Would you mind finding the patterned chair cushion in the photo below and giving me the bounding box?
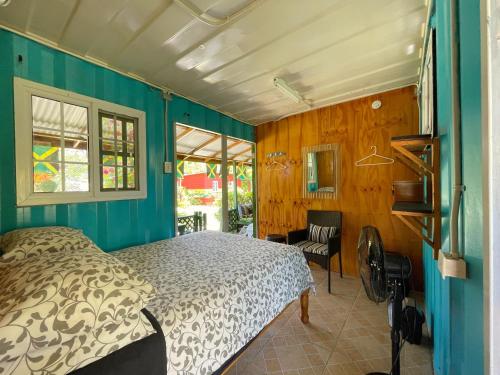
[308,224,336,244]
[0,226,97,263]
[295,240,329,255]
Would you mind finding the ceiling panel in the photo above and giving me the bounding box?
[0,0,427,125]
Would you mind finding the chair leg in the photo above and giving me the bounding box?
[328,258,331,294]
[338,251,343,278]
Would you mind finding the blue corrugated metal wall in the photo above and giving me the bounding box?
[423,1,483,374]
[0,30,254,251]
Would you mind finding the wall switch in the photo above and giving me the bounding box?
[163,162,172,174]
[438,250,467,279]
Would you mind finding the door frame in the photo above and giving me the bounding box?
[173,122,257,236]
[481,0,499,373]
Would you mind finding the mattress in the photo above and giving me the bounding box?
[113,231,314,375]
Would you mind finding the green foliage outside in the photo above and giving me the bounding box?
[214,184,254,223]
[177,186,218,208]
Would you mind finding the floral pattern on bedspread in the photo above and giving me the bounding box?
[114,231,314,375]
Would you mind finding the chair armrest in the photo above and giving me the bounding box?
[288,229,308,244]
[328,232,342,255]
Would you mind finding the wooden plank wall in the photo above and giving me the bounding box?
[256,87,423,290]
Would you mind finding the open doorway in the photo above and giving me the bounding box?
[175,123,255,236]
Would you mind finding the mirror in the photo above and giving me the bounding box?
[303,144,340,199]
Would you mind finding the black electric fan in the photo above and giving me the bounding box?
[357,226,424,375]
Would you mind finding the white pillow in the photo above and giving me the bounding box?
[0,226,96,263]
[0,245,156,374]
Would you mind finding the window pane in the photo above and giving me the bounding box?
[117,167,124,189]
[127,142,135,153]
[32,96,61,130]
[101,139,115,152]
[127,167,135,189]
[115,141,123,152]
[33,161,62,192]
[102,166,115,189]
[116,119,123,139]
[126,122,135,142]
[101,116,115,139]
[64,136,88,163]
[64,163,89,192]
[33,135,61,163]
[102,155,115,165]
[64,103,88,134]
[98,112,139,192]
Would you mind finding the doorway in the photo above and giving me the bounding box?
[175,123,255,236]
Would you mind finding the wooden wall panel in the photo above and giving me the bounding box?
[256,87,424,290]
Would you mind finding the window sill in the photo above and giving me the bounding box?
[17,191,147,207]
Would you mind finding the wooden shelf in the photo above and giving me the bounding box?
[391,135,441,259]
[392,202,433,216]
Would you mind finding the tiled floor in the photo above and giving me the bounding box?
[226,266,433,375]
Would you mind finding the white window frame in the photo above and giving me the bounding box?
[14,77,147,206]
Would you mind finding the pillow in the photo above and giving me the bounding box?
[0,246,156,374]
[308,224,336,244]
[0,226,96,263]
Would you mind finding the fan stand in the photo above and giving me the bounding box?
[367,278,404,375]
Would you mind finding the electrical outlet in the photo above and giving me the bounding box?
[438,251,467,279]
[163,162,172,174]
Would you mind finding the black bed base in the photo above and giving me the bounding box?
[69,309,166,375]
[71,304,289,375]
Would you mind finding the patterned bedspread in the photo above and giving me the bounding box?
[113,231,314,375]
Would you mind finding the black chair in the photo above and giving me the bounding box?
[288,210,342,293]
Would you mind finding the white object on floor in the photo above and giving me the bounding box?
[246,223,254,238]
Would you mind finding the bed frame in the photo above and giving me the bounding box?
[72,291,309,375]
[300,289,310,324]
[70,309,166,375]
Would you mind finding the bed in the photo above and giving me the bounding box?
[0,228,313,375]
[113,231,314,375]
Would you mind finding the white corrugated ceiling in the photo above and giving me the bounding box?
[0,0,427,125]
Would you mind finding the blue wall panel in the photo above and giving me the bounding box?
[423,1,483,374]
[0,30,254,251]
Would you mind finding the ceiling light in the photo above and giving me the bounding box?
[0,0,12,6]
[273,77,308,105]
[406,44,416,55]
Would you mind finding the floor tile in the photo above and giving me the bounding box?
[229,265,434,375]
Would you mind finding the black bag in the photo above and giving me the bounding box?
[401,305,426,345]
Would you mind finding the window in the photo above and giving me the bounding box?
[98,112,138,191]
[14,78,147,206]
[32,96,90,193]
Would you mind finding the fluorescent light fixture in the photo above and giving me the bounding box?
[273,77,309,106]
[406,43,416,55]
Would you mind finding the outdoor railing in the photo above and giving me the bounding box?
[177,211,207,235]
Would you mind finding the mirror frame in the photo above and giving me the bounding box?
[302,143,341,200]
